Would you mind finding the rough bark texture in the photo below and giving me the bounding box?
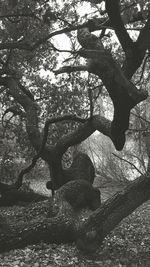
[64,152,95,184]
[77,29,147,150]
[0,175,150,253]
[46,152,95,191]
[0,0,150,254]
[0,182,48,206]
[0,180,101,252]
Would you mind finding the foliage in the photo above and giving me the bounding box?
[0,0,149,182]
[0,0,150,257]
[0,0,91,180]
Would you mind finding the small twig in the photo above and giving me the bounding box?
[4,49,12,68]
[131,112,150,125]
[87,76,93,118]
[126,27,143,31]
[54,65,88,75]
[112,153,144,176]
[50,43,75,54]
[0,13,40,21]
[136,54,150,85]
[128,127,148,132]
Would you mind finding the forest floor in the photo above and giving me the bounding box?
[0,179,150,267]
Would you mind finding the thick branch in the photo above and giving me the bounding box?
[105,0,150,79]
[105,0,134,53]
[0,75,111,190]
[0,23,91,52]
[15,114,89,188]
[44,114,89,156]
[43,115,111,189]
[123,14,150,79]
[0,9,145,53]
[55,115,111,154]
[0,213,75,253]
[79,174,150,247]
[0,77,42,152]
[77,28,148,150]
[54,65,89,75]
[0,175,150,253]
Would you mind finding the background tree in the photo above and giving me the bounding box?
[0,0,150,252]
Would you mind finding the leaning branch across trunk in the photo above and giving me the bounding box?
[0,174,150,253]
[80,174,150,240]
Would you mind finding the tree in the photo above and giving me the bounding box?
[0,0,150,252]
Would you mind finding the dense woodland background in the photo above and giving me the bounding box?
[0,0,150,266]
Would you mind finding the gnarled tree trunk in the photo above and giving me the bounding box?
[0,0,150,254]
[0,175,150,253]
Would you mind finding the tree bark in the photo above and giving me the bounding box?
[0,1,150,255]
[0,175,150,253]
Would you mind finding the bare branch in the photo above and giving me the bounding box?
[50,43,75,54]
[136,54,150,85]
[131,112,150,125]
[0,10,146,53]
[46,114,88,125]
[104,0,148,79]
[87,76,94,118]
[0,13,40,21]
[54,65,89,75]
[15,114,88,188]
[105,0,134,53]
[82,0,104,4]
[112,153,144,176]
[55,114,111,154]
[77,31,148,150]
[0,77,42,152]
